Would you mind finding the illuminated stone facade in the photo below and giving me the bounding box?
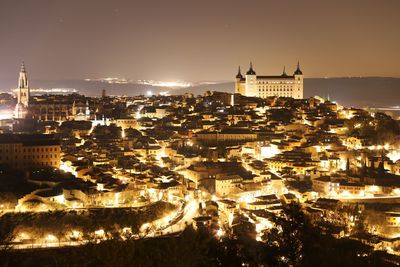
[0,134,61,169]
[235,62,304,99]
[14,62,30,119]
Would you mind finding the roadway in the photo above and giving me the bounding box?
[8,198,199,250]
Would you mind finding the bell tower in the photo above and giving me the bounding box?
[17,62,30,107]
[14,62,30,119]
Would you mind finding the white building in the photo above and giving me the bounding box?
[72,100,90,121]
[215,174,242,197]
[235,62,304,99]
[14,62,30,119]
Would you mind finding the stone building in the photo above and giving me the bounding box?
[0,134,61,169]
[235,62,304,99]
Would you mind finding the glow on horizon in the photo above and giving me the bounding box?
[12,88,78,95]
[84,77,194,88]
[138,80,193,88]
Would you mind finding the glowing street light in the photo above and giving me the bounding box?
[216,229,224,238]
[71,230,82,239]
[46,234,57,242]
[94,229,105,238]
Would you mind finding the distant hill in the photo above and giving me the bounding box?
[174,77,400,108]
[304,77,400,108]
[1,77,399,108]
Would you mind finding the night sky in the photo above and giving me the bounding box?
[1,0,400,81]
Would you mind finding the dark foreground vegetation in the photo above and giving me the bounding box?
[3,202,175,231]
[1,203,399,267]
[0,201,176,244]
[1,227,398,267]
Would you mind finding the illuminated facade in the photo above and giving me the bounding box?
[0,134,61,169]
[14,62,30,119]
[29,96,92,122]
[72,100,90,121]
[215,174,242,197]
[386,212,400,227]
[235,62,304,99]
[12,63,92,122]
[195,128,257,144]
[114,118,138,129]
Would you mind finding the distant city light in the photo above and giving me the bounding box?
[159,91,169,96]
[138,80,193,88]
[84,77,129,84]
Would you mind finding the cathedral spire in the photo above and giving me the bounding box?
[20,61,26,73]
[14,62,30,118]
[18,62,29,89]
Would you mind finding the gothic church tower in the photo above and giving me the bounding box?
[14,62,30,119]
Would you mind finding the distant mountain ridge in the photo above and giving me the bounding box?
[174,77,400,108]
[1,77,399,108]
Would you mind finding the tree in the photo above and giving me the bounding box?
[262,203,312,266]
[352,206,366,235]
[0,216,19,264]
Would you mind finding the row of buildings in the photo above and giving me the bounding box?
[13,62,304,121]
[2,62,400,255]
